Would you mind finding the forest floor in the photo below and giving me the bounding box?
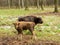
[0,8,60,45]
[0,35,60,45]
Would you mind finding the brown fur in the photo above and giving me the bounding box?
[13,21,35,35]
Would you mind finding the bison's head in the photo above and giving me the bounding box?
[13,22,20,29]
[36,17,43,24]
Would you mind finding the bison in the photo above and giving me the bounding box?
[13,21,35,35]
[18,16,43,25]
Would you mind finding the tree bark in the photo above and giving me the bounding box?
[8,0,10,8]
[37,0,40,9]
[21,0,24,8]
[40,0,44,10]
[25,0,29,10]
[54,0,58,13]
[18,0,20,8]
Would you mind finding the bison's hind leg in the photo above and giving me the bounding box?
[33,31,37,40]
[17,29,23,40]
[29,28,37,40]
[17,34,23,41]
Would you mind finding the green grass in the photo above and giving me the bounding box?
[0,9,41,16]
[0,7,55,16]
[0,8,60,42]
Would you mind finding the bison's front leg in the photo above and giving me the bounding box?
[29,28,34,35]
[17,29,23,40]
[17,29,23,35]
[29,28,37,40]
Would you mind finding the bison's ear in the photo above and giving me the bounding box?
[18,23,20,26]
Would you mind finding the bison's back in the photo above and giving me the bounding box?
[15,21,35,30]
[18,16,36,22]
[18,21,35,26]
[18,16,43,24]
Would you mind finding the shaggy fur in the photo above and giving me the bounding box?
[13,21,35,35]
[18,16,43,24]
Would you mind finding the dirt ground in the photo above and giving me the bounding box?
[0,35,60,45]
[30,12,60,16]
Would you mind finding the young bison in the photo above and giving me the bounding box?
[18,16,43,24]
[13,21,35,35]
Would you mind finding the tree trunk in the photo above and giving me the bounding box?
[21,0,24,8]
[8,0,10,8]
[25,0,29,10]
[10,0,12,8]
[40,0,44,10]
[18,0,20,8]
[37,0,39,9]
[54,0,58,13]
